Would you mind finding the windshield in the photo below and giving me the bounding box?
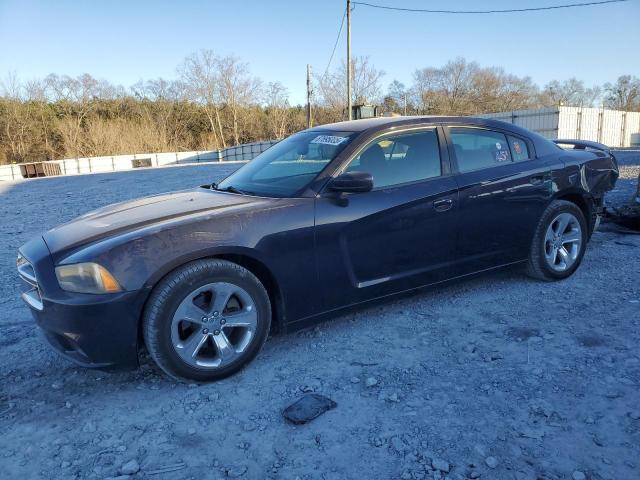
[216,130,356,197]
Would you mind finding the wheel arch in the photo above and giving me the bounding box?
[552,190,594,234]
[212,252,286,334]
[138,247,286,345]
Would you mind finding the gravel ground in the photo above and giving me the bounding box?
[0,154,639,480]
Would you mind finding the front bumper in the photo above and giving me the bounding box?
[18,236,148,370]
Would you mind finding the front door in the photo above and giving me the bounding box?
[314,126,459,311]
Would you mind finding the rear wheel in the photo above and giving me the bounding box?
[526,200,587,281]
[142,259,271,382]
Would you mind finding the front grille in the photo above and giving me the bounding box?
[17,253,43,311]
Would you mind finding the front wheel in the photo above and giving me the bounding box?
[526,200,588,281]
[142,259,271,382]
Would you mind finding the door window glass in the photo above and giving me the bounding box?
[507,135,530,162]
[345,129,441,189]
[450,128,512,172]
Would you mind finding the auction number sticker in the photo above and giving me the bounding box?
[311,135,348,146]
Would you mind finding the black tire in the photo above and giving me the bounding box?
[142,259,271,382]
[526,200,588,281]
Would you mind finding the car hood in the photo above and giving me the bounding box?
[43,188,270,256]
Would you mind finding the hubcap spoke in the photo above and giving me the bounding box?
[545,228,555,243]
[211,286,234,314]
[223,308,257,328]
[557,246,570,270]
[178,332,208,360]
[173,301,207,327]
[212,332,236,361]
[561,231,581,244]
[556,214,570,235]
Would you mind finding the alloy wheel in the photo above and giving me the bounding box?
[170,282,257,369]
[544,212,582,272]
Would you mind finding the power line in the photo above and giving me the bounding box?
[323,7,347,78]
[351,0,628,14]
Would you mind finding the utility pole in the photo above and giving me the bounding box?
[347,0,352,120]
[306,64,313,129]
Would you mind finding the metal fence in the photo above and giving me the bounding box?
[479,107,640,148]
[0,140,279,182]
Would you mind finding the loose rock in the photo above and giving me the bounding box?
[120,459,140,475]
[365,377,378,387]
[282,393,337,425]
[485,456,499,469]
[431,458,450,473]
[227,465,248,478]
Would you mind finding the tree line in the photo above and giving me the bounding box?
[1,50,638,165]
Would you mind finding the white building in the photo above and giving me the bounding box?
[479,106,640,148]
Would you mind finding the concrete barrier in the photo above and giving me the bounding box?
[0,140,279,182]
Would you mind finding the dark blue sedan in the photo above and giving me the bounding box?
[17,116,619,381]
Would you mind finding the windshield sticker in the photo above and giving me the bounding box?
[495,142,502,150]
[311,135,348,146]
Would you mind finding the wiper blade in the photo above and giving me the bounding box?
[222,185,245,194]
[214,184,253,195]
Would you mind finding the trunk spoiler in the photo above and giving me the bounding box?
[553,139,618,169]
[553,139,610,153]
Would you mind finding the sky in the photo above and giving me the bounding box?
[0,0,638,105]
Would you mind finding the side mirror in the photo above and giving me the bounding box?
[327,171,373,193]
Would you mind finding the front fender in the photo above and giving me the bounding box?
[58,213,277,292]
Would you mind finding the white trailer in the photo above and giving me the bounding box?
[479,106,640,148]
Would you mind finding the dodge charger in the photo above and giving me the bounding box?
[17,116,619,381]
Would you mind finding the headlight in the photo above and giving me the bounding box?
[17,253,28,268]
[55,263,122,294]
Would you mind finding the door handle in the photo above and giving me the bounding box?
[530,175,548,185]
[433,198,453,212]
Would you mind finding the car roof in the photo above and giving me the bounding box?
[312,115,557,156]
[314,115,519,132]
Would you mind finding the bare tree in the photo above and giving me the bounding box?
[603,75,640,111]
[384,80,408,114]
[0,71,23,99]
[130,78,192,151]
[316,56,385,115]
[541,78,601,107]
[264,81,290,139]
[410,58,540,115]
[216,55,262,145]
[411,67,441,114]
[470,68,538,113]
[179,50,225,148]
[0,73,54,162]
[43,73,106,156]
[0,73,30,161]
[438,57,478,114]
[23,79,57,158]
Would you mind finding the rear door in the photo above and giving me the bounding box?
[445,125,555,273]
[314,126,459,311]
